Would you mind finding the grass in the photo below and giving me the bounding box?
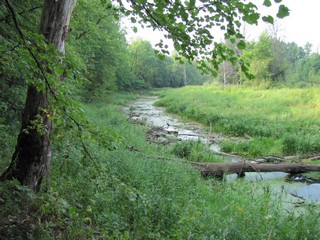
[155,86,320,157]
[171,140,226,163]
[1,91,320,239]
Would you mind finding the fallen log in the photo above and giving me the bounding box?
[194,162,320,178]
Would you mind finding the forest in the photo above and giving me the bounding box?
[1,0,320,239]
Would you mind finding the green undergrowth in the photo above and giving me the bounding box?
[172,140,226,163]
[1,92,320,239]
[156,86,320,157]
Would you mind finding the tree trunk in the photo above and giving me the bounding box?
[195,162,320,179]
[183,64,188,86]
[0,0,77,192]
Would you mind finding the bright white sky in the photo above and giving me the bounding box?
[248,0,320,52]
[125,0,320,53]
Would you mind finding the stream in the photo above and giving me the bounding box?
[123,96,320,202]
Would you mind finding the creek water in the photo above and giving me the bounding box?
[123,96,320,202]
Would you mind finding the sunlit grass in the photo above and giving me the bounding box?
[1,91,320,239]
[156,86,320,156]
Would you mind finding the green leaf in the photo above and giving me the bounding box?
[113,14,119,20]
[189,0,196,8]
[277,5,290,18]
[242,13,260,25]
[263,0,272,7]
[237,40,246,50]
[132,26,138,33]
[56,66,64,75]
[212,71,218,77]
[157,54,165,60]
[274,0,282,3]
[262,15,274,24]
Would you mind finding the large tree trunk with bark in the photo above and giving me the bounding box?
[0,0,77,192]
[195,162,320,179]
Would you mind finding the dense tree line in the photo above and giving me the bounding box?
[66,0,192,97]
[67,1,211,99]
[0,0,210,163]
[217,31,320,87]
[128,40,210,89]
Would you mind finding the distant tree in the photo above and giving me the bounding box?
[240,32,273,83]
[128,40,157,88]
[68,0,134,99]
[290,53,320,86]
[286,42,307,65]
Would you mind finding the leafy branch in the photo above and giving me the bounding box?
[4,0,117,169]
[113,0,288,76]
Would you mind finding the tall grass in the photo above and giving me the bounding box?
[1,91,320,239]
[156,86,320,157]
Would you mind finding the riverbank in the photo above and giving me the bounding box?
[1,92,320,239]
[155,86,320,158]
[124,95,320,201]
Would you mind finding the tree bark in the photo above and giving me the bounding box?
[195,162,320,179]
[1,0,77,192]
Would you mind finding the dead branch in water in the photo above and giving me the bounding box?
[193,162,320,178]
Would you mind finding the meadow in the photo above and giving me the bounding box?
[155,86,320,158]
[1,92,320,239]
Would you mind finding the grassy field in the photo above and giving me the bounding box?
[1,92,320,239]
[156,86,320,157]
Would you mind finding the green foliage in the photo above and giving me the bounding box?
[2,0,319,239]
[68,0,135,100]
[240,32,273,82]
[231,31,320,86]
[122,0,285,76]
[288,53,320,86]
[156,86,320,157]
[277,5,290,18]
[262,15,274,24]
[128,40,210,88]
[221,137,283,157]
[172,140,225,162]
[263,0,272,7]
[0,0,44,163]
[1,92,320,239]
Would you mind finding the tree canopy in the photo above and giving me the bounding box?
[119,0,289,76]
[0,0,289,190]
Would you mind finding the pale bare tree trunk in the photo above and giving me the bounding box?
[183,64,188,86]
[222,61,227,87]
[1,0,77,192]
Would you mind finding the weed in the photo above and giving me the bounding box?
[1,91,320,239]
[157,86,320,156]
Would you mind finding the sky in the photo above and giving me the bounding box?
[125,0,320,53]
[247,0,320,52]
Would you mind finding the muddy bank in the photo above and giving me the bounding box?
[123,96,223,150]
